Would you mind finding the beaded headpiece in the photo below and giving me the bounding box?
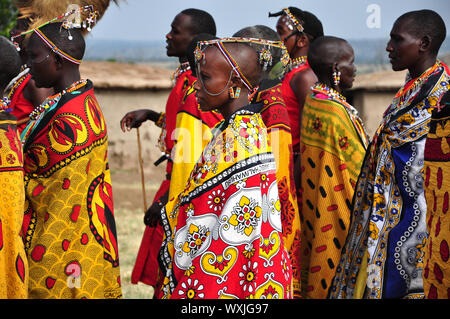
[270,8,305,33]
[194,37,290,95]
[11,5,99,64]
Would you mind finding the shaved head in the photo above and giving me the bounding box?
[307,36,352,79]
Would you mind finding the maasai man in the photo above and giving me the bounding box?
[0,36,28,299]
[423,90,450,299]
[157,38,292,299]
[299,36,368,299]
[168,32,223,212]
[7,3,54,133]
[233,25,302,298]
[119,9,219,290]
[330,10,449,299]
[22,18,122,298]
[270,7,323,190]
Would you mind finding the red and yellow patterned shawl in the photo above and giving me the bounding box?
[0,111,28,298]
[158,105,293,299]
[423,104,450,299]
[253,79,302,297]
[21,80,122,299]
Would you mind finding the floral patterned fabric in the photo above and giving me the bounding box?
[423,104,450,299]
[299,90,368,298]
[330,62,450,299]
[0,111,28,298]
[157,105,292,299]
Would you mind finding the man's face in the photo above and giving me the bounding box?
[166,13,195,58]
[27,35,57,88]
[386,19,422,72]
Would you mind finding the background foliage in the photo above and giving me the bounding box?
[0,0,17,37]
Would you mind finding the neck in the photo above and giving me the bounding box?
[290,46,308,60]
[178,56,188,64]
[320,77,341,93]
[408,56,437,79]
[54,69,81,93]
[219,92,249,119]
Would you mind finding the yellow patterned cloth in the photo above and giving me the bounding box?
[21,80,122,299]
[299,90,368,298]
[423,104,450,299]
[0,111,28,298]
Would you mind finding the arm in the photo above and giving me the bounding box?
[119,109,163,132]
[289,68,317,126]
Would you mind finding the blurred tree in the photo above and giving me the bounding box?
[0,0,17,37]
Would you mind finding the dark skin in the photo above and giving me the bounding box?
[10,18,53,110]
[125,13,198,227]
[27,34,81,94]
[316,43,356,93]
[276,14,317,191]
[386,17,436,78]
[145,45,260,227]
[120,13,196,132]
[193,45,258,119]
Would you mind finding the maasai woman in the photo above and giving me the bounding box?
[0,36,28,299]
[270,7,323,201]
[157,38,292,299]
[330,10,449,299]
[22,18,122,299]
[299,36,368,299]
[7,3,54,133]
[120,9,220,290]
[234,25,302,298]
[423,90,450,299]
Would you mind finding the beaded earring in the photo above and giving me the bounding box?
[333,71,341,87]
[229,87,241,99]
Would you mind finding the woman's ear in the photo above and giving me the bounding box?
[53,53,64,70]
[295,33,309,49]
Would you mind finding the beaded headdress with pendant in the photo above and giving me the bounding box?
[194,37,290,100]
[11,1,118,64]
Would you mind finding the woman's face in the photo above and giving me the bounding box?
[194,47,233,112]
[276,14,298,54]
[337,44,356,91]
[26,35,58,88]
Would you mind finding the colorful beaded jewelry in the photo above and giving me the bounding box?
[171,62,191,83]
[0,97,12,112]
[195,37,288,100]
[282,8,304,33]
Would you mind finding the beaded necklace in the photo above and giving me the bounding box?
[286,55,308,73]
[21,79,87,145]
[0,97,12,112]
[383,61,441,119]
[171,62,191,83]
[312,82,368,146]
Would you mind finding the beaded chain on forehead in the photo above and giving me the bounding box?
[281,8,305,33]
[10,5,98,65]
[194,37,290,98]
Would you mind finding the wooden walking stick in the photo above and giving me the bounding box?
[136,127,148,213]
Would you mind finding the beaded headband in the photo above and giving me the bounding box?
[269,8,304,33]
[194,37,290,91]
[11,5,98,64]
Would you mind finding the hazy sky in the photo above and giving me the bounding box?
[88,0,450,42]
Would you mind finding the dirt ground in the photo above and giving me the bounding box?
[97,89,170,299]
